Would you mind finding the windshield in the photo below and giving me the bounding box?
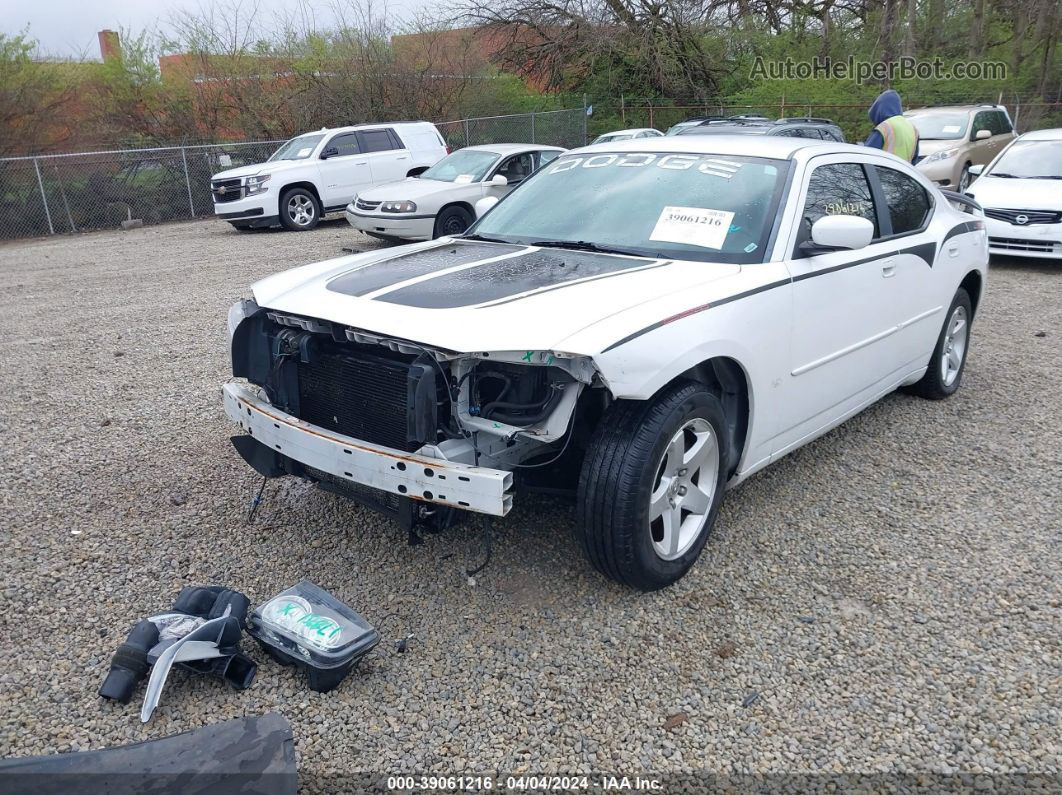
[269,134,326,161]
[908,113,969,140]
[987,140,1062,178]
[471,151,788,263]
[420,149,499,183]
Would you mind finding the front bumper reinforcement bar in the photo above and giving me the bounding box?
[223,382,514,516]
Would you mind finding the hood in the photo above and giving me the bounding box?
[869,90,903,124]
[250,240,743,354]
[966,176,1062,211]
[212,159,304,181]
[915,138,961,156]
[356,177,474,203]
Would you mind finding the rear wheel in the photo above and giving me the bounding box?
[908,287,972,400]
[576,382,729,590]
[433,205,473,238]
[279,188,320,231]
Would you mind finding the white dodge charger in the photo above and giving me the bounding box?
[226,136,988,590]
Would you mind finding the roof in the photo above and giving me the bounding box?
[598,128,659,136]
[460,143,566,154]
[1018,128,1062,141]
[906,105,1004,114]
[571,134,848,159]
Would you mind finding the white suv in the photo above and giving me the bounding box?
[210,122,448,231]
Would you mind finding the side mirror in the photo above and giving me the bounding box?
[968,164,984,176]
[474,196,499,218]
[489,174,508,187]
[800,215,875,255]
[320,146,339,159]
[975,129,991,140]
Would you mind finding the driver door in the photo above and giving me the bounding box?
[773,157,908,457]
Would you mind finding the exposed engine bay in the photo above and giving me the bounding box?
[227,300,604,527]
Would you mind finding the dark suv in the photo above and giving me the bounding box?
[677,117,846,142]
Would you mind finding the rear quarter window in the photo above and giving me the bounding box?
[875,165,931,235]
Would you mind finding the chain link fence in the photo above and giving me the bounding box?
[0,108,588,241]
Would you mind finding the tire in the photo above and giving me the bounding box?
[433,205,473,238]
[957,163,972,192]
[279,187,320,231]
[576,381,729,591]
[908,287,973,400]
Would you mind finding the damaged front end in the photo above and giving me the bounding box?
[225,299,599,528]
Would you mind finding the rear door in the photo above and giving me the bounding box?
[868,163,942,370]
[774,157,912,454]
[318,132,372,209]
[357,128,408,184]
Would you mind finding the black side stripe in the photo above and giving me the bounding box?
[601,278,790,353]
[602,242,942,353]
[942,219,985,245]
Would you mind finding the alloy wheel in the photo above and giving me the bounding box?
[288,195,315,227]
[648,418,720,561]
[940,304,968,386]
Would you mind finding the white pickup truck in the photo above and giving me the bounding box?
[210,122,448,231]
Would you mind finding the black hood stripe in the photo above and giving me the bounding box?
[373,249,652,309]
[472,260,672,308]
[327,241,524,297]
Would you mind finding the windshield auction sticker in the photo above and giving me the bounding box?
[650,206,735,249]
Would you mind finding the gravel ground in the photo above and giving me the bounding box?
[0,218,1058,788]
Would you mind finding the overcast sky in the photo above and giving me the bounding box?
[2,0,440,58]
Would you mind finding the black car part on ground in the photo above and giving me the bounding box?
[98,618,159,704]
[0,713,297,795]
[99,585,256,705]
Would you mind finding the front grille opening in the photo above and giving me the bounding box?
[253,319,450,453]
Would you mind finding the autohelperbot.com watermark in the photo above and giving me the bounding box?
[750,55,1007,84]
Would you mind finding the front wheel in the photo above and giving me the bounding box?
[576,382,729,590]
[957,163,973,192]
[279,188,320,231]
[907,287,972,400]
[433,205,473,238]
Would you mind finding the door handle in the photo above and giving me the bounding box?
[881,260,896,278]
[395,156,408,161]
[947,245,959,257]
[354,161,367,166]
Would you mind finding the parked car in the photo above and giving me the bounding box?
[677,117,846,142]
[666,116,725,135]
[210,122,448,231]
[964,128,1062,260]
[906,105,1016,192]
[225,136,987,590]
[591,128,663,144]
[345,144,565,241]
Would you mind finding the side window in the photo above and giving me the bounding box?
[536,150,560,167]
[875,166,931,235]
[799,163,878,246]
[993,111,1012,135]
[325,133,360,157]
[972,112,992,137]
[358,129,397,153]
[496,153,534,183]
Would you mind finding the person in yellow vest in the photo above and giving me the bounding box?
[864,89,919,163]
